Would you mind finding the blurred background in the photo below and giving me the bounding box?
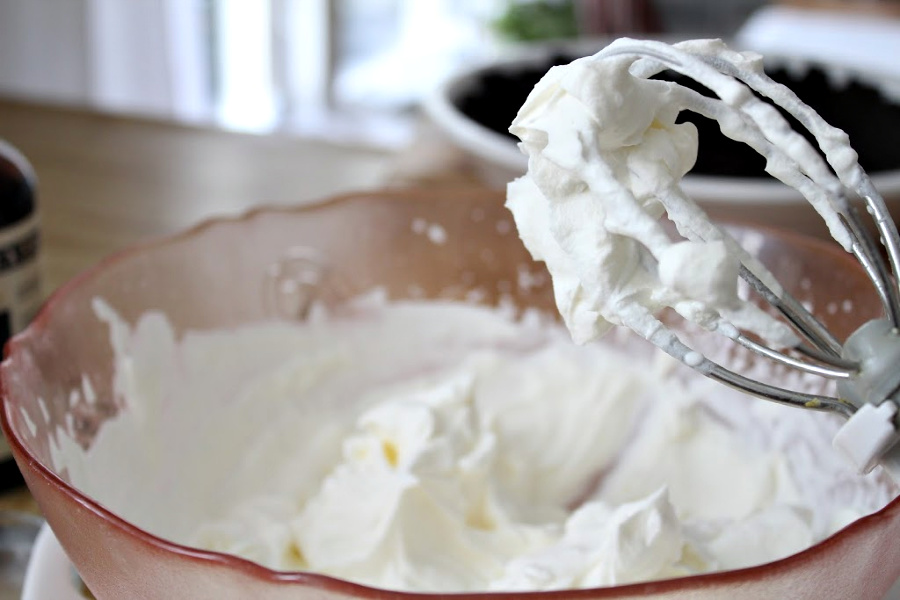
[2,0,898,162]
[0,0,773,148]
[0,0,899,277]
[0,0,898,288]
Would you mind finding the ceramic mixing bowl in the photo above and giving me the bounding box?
[2,188,899,599]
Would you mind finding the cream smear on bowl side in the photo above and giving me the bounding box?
[45,293,891,593]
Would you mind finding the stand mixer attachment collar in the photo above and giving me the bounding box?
[835,320,900,477]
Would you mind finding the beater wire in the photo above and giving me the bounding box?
[733,334,852,379]
[841,206,900,326]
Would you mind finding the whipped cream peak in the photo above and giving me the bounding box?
[493,487,692,591]
[292,367,511,583]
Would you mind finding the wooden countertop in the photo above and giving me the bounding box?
[0,99,393,292]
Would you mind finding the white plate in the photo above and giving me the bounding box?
[22,524,85,600]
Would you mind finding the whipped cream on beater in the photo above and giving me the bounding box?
[47,297,891,592]
[507,38,872,356]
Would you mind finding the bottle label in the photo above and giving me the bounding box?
[0,214,41,333]
[0,214,41,462]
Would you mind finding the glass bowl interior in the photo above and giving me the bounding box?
[2,187,899,599]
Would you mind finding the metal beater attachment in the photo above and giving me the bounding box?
[592,39,900,479]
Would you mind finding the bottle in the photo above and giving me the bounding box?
[0,140,42,491]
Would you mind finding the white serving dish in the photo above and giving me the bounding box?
[424,42,900,240]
